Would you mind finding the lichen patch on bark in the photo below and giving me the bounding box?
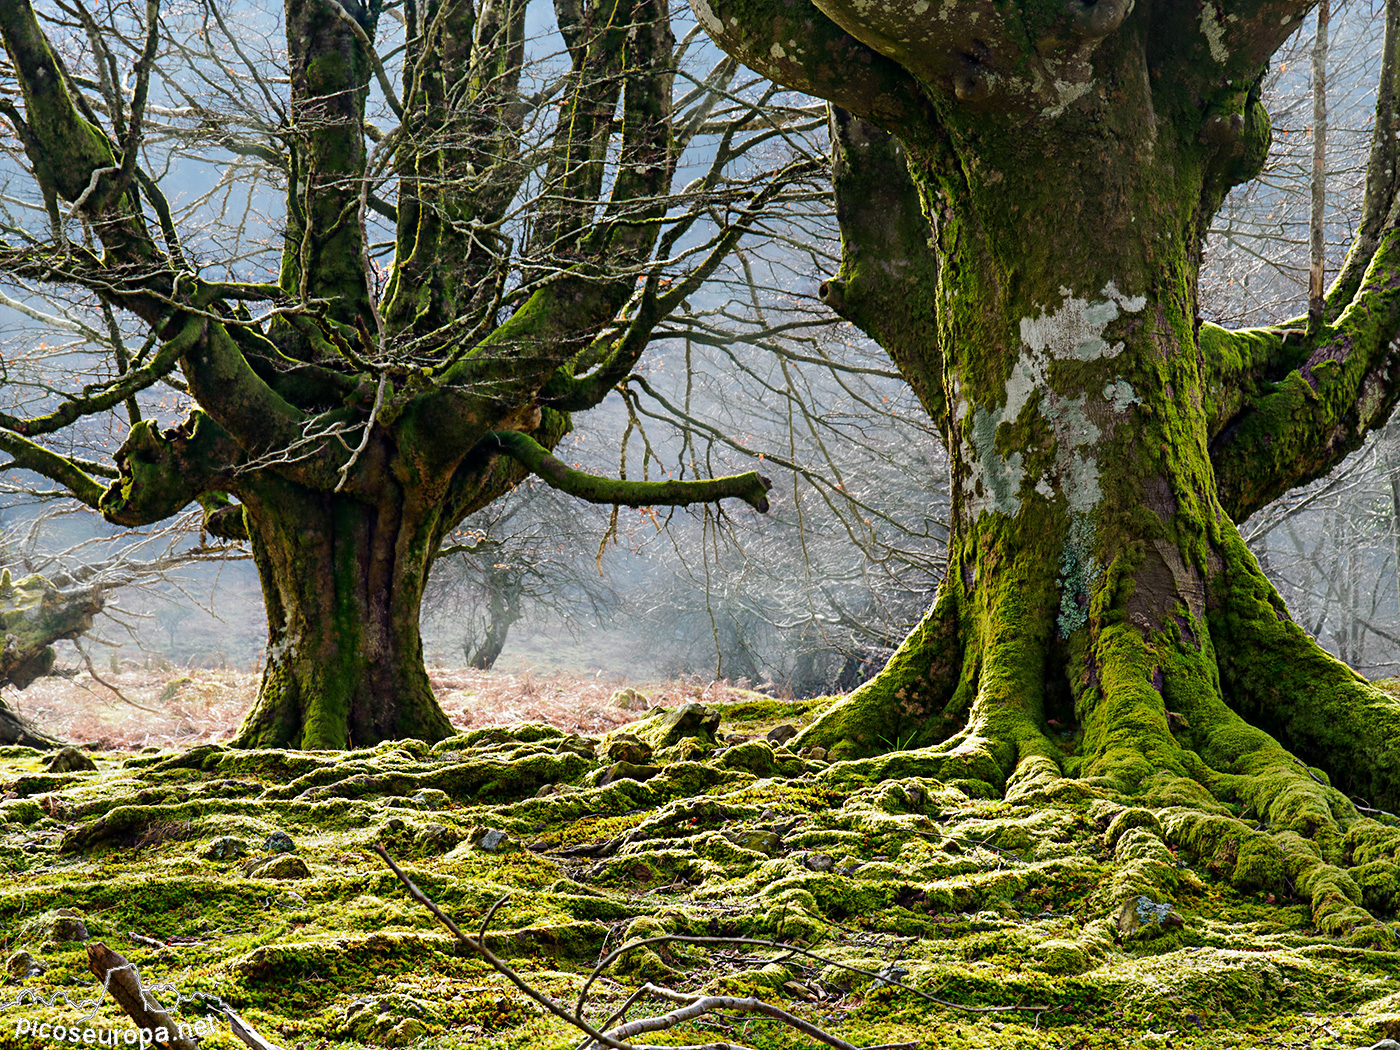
[963,283,1148,521]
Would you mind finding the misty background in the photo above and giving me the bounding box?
[2,0,1396,697]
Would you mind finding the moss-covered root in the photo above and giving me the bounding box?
[1211,526,1400,814]
[795,587,965,759]
[1079,620,1398,945]
[806,584,1077,811]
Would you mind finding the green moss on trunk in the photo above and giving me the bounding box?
[233,478,453,749]
[794,26,1400,945]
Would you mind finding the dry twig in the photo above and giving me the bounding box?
[375,844,1035,1050]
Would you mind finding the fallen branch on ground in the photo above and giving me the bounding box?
[83,943,197,1050]
[375,843,1043,1050]
[575,932,1050,1019]
[86,941,282,1050]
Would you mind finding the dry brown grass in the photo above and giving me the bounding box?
[2,664,770,749]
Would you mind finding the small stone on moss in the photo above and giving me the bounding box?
[605,734,652,764]
[476,828,510,852]
[766,724,799,745]
[264,830,295,853]
[608,688,650,711]
[243,854,310,879]
[6,950,43,979]
[203,836,248,861]
[630,703,721,750]
[1116,895,1184,941]
[48,747,96,773]
[46,910,90,943]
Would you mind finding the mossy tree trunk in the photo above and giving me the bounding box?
[234,479,454,748]
[697,0,1400,937]
[0,0,793,749]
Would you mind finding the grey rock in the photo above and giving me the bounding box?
[243,853,310,879]
[765,724,798,746]
[605,734,653,765]
[478,828,509,852]
[48,746,96,773]
[1357,1043,1400,1050]
[409,788,451,811]
[203,836,248,861]
[1116,895,1185,941]
[803,852,834,873]
[47,910,89,943]
[634,702,721,749]
[6,950,43,979]
[264,830,295,853]
[554,734,597,759]
[157,676,193,703]
[607,688,650,711]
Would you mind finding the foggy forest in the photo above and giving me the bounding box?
[3,1,1400,1048]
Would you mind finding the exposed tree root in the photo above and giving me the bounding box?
[375,844,1032,1050]
[7,699,1400,1047]
[0,693,61,748]
[797,564,1400,947]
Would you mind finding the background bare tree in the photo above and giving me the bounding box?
[0,0,826,746]
[1203,0,1400,679]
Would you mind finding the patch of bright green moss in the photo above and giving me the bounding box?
[2,726,1397,1050]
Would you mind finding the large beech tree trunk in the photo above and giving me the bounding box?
[801,49,1400,810]
[689,0,1400,939]
[233,483,453,749]
[0,0,784,755]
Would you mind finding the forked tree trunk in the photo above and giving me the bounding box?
[468,567,523,671]
[800,37,1400,817]
[232,481,454,749]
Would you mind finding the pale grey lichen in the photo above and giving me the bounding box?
[1057,513,1098,637]
[1103,379,1141,412]
[963,282,1146,521]
[959,284,1145,638]
[1200,3,1229,64]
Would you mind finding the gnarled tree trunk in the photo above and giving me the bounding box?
[0,0,786,754]
[232,482,454,749]
[697,0,1400,942]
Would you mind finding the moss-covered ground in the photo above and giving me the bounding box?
[2,698,1398,1050]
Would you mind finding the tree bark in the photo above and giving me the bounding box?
[805,48,1400,803]
[0,0,808,753]
[691,0,1400,938]
[232,480,454,749]
[0,697,59,748]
